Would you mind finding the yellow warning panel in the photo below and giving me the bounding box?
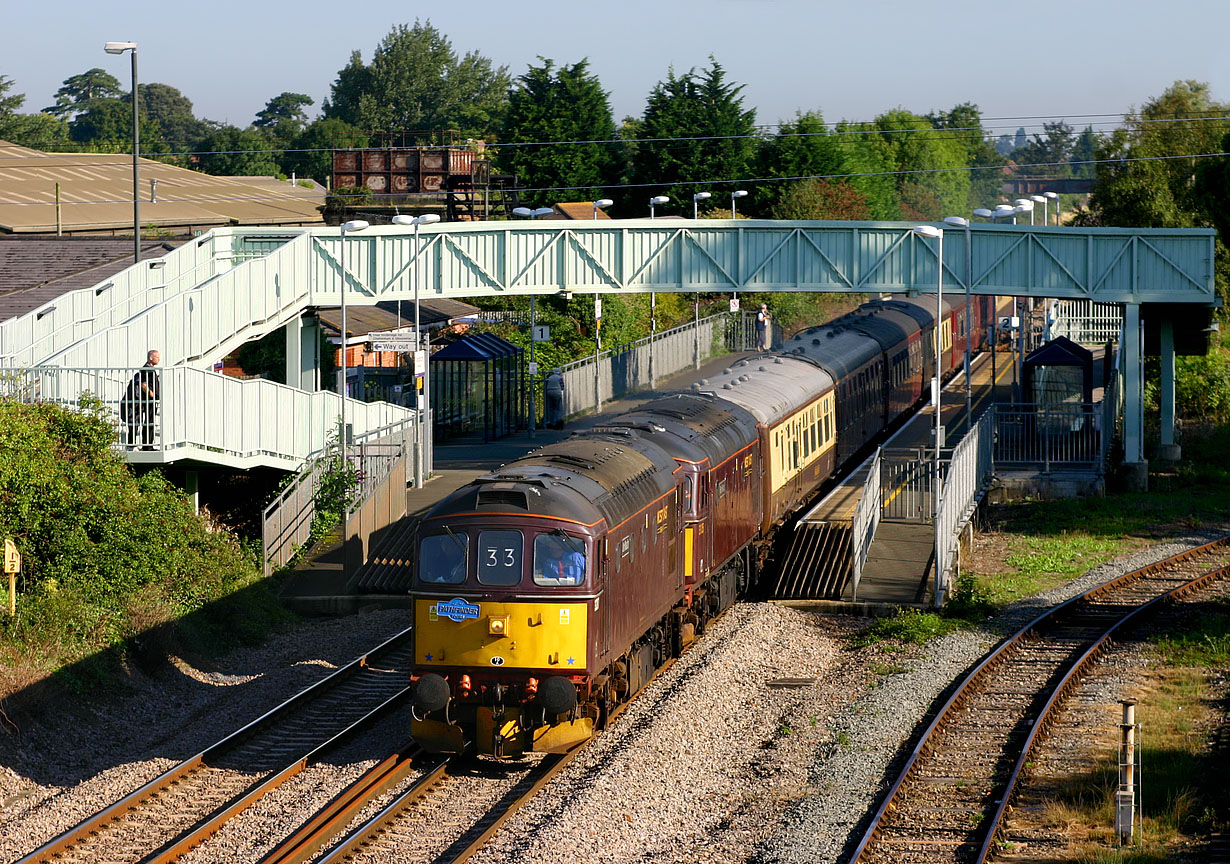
[415,599,588,671]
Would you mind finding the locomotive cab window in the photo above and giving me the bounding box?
[477,529,523,586]
[419,532,468,584]
[533,532,586,586]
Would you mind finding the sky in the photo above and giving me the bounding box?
[6,0,1229,140]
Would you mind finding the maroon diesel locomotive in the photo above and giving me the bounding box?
[409,294,985,757]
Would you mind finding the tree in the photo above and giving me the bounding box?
[628,58,757,213]
[44,68,122,119]
[868,109,970,220]
[282,117,367,185]
[0,76,69,148]
[1012,121,1077,177]
[773,178,871,220]
[194,124,279,177]
[928,103,1004,209]
[68,97,164,153]
[756,110,842,214]
[256,92,314,140]
[324,21,509,134]
[138,83,203,153]
[498,58,619,206]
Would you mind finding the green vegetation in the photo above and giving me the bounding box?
[0,400,289,701]
[850,608,961,647]
[1152,599,1230,666]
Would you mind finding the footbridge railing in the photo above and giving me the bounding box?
[0,366,414,471]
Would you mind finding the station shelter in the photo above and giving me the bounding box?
[430,333,526,441]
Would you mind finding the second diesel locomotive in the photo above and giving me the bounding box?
[409,293,987,757]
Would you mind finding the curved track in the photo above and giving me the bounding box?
[16,629,416,864]
[851,538,1230,863]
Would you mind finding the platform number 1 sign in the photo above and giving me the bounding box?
[3,538,19,616]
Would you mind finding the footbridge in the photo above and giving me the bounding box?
[0,220,1216,476]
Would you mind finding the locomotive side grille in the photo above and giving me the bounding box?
[476,489,528,509]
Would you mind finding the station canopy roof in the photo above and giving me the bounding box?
[0,140,324,234]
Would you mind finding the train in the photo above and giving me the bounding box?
[408,292,990,757]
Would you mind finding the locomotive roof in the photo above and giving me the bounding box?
[424,432,677,532]
[780,324,881,379]
[598,392,759,466]
[844,303,922,350]
[690,354,833,424]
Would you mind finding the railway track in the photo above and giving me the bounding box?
[850,537,1230,863]
[16,628,416,864]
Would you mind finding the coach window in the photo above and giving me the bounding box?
[419,532,467,584]
[477,529,523,586]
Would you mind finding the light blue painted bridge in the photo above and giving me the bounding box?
[0,219,1216,471]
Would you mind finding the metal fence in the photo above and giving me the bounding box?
[849,449,882,600]
[936,412,995,594]
[558,311,754,418]
[1050,299,1123,345]
[880,447,934,522]
[261,417,418,577]
[991,403,1103,470]
[0,366,415,469]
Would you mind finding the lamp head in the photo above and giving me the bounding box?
[104,41,137,54]
[731,190,748,198]
[650,195,670,205]
[993,204,1016,214]
[1014,198,1033,210]
[943,216,969,228]
[416,214,441,225]
[341,220,370,232]
[1043,191,1059,200]
[593,198,613,209]
[912,225,943,239]
[392,214,415,225]
[1029,195,1047,203]
[973,208,993,218]
[693,192,712,201]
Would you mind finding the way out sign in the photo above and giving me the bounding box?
[3,538,18,617]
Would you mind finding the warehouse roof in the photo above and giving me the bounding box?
[0,140,323,234]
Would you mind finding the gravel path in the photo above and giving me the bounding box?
[2,531,1225,864]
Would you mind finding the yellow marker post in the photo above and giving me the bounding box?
[3,538,19,617]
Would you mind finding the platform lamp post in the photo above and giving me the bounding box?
[392,213,440,487]
[973,208,994,221]
[648,196,670,386]
[692,191,711,219]
[1030,194,1048,225]
[592,198,613,220]
[730,189,748,217]
[1015,198,1035,225]
[104,41,140,263]
[994,203,1016,223]
[1043,191,1059,225]
[944,216,973,423]
[510,207,554,436]
[337,220,369,464]
[913,224,945,607]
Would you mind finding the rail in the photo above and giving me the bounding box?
[0,230,298,368]
[848,448,882,601]
[0,366,414,471]
[992,402,1102,470]
[558,311,753,418]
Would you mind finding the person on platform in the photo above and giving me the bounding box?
[121,349,161,450]
[544,368,566,430]
[756,303,772,351]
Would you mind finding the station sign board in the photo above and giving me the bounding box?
[369,332,419,353]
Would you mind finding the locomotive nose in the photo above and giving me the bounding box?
[414,672,451,714]
[539,675,578,716]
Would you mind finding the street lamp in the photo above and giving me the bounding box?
[993,204,1017,223]
[730,189,748,218]
[104,41,140,263]
[973,208,994,220]
[1014,198,1035,225]
[912,223,945,607]
[512,206,554,219]
[592,198,613,220]
[392,213,440,487]
[649,195,670,218]
[944,216,973,422]
[1044,191,1059,225]
[1029,194,1048,226]
[337,220,369,457]
[692,191,711,219]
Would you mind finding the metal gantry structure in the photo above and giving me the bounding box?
[0,219,1216,478]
